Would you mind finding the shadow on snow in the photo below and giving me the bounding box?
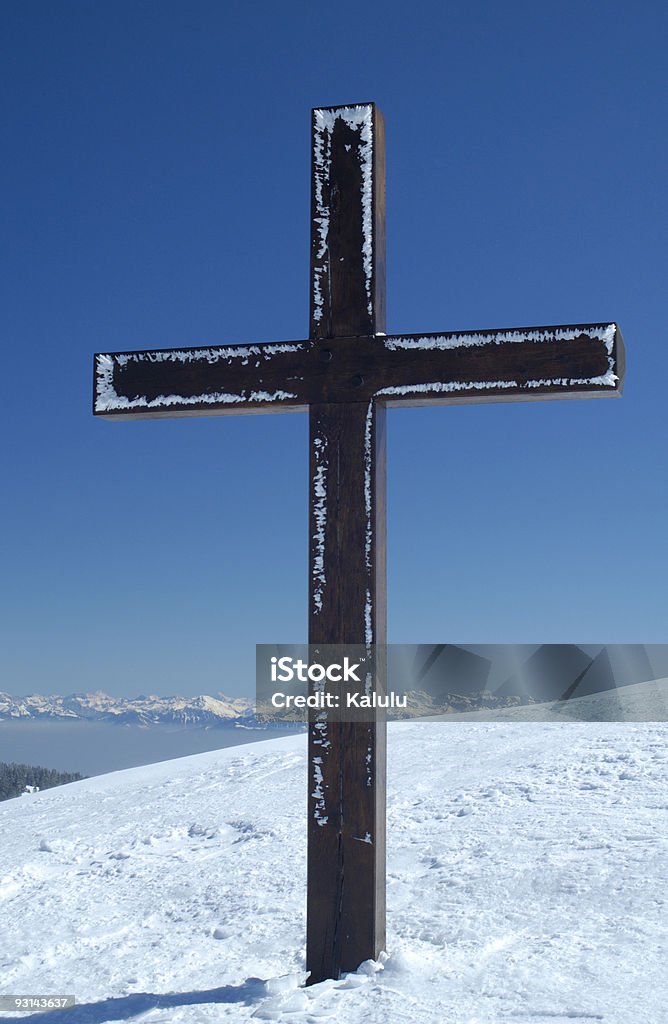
[0,979,272,1023]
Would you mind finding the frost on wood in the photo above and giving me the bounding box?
[363,402,373,573]
[377,379,520,399]
[311,754,328,827]
[380,324,620,395]
[383,323,617,353]
[94,345,304,413]
[312,104,374,325]
[311,434,328,615]
[363,401,374,648]
[364,596,373,648]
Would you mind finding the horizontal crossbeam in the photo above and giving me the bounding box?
[94,322,624,419]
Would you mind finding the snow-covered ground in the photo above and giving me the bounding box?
[1,720,666,1023]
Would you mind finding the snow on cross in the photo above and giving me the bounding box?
[93,102,625,985]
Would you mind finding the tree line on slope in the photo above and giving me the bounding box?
[0,762,86,801]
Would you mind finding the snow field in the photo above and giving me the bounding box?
[0,723,666,1023]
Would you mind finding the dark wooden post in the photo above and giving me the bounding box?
[306,104,387,984]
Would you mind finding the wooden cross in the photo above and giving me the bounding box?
[93,102,624,985]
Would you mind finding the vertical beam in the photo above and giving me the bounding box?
[307,102,387,983]
[310,104,386,339]
[307,401,387,983]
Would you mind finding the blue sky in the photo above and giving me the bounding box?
[2,1,666,698]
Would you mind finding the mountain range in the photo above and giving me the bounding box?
[0,691,254,727]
